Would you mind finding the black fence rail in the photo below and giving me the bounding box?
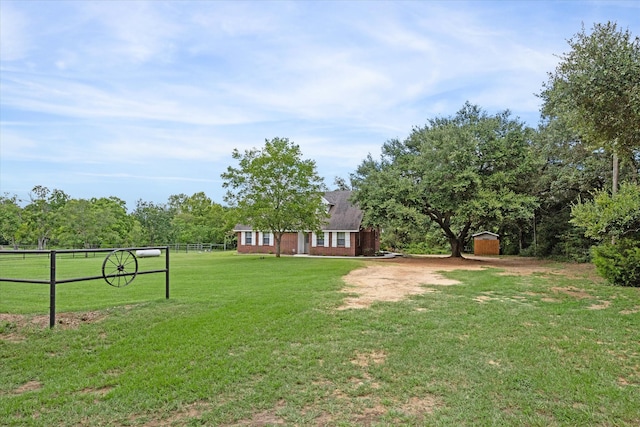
[3,242,236,252]
[168,243,235,252]
[0,246,169,328]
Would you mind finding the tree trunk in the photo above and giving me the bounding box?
[449,237,464,258]
[518,226,524,253]
[612,151,619,195]
[612,151,619,245]
[275,233,282,258]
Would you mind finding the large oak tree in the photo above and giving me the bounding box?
[352,103,538,257]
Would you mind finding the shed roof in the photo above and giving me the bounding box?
[472,231,500,238]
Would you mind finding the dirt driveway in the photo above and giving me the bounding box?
[339,255,598,309]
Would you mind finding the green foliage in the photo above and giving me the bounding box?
[1,186,235,249]
[168,192,231,244]
[591,239,640,287]
[540,22,640,194]
[379,223,449,254]
[541,22,640,156]
[20,186,70,249]
[0,194,22,248]
[221,137,327,256]
[55,197,134,248]
[352,103,538,257]
[571,182,640,241]
[571,183,640,285]
[527,120,613,258]
[132,200,174,245]
[402,241,450,255]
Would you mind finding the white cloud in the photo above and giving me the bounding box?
[0,2,30,61]
[1,0,638,206]
[78,1,183,64]
[1,73,259,126]
[78,172,217,183]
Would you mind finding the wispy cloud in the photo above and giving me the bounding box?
[78,172,219,183]
[0,2,31,61]
[1,0,638,207]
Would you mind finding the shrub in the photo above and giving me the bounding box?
[403,241,449,255]
[591,239,640,287]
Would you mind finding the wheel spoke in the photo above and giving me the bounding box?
[102,249,138,287]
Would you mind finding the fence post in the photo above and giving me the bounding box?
[49,251,56,328]
[165,246,170,299]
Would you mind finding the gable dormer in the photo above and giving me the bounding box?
[321,196,333,213]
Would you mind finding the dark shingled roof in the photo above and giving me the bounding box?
[323,190,363,231]
[233,190,364,232]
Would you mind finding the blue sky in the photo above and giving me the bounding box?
[1,1,639,210]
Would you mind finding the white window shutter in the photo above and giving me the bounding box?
[258,232,263,246]
[241,232,246,245]
[345,233,351,248]
[311,233,317,247]
[332,232,338,247]
[324,232,329,247]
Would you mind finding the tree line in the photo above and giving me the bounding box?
[349,22,639,285]
[1,22,638,284]
[0,186,235,250]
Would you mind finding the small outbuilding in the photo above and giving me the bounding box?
[472,231,500,256]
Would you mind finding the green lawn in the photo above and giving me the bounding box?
[1,252,639,426]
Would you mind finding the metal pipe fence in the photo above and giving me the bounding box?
[0,246,169,328]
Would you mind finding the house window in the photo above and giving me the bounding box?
[316,233,325,246]
[263,232,271,245]
[337,232,346,247]
[245,231,252,245]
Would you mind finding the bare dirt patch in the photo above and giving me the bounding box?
[134,401,212,427]
[588,300,612,310]
[0,310,109,342]
[400,395,442,416]
[351,350,387,367]
[0,311,106,330]
[12,380,43,395]
[339,255,593,309]
[80,385,113,397]
[231,400,287,426]
[551,286,593,300]
[620,306,640,315]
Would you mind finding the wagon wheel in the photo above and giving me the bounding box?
[102,249,138,287]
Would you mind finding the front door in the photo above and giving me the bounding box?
[297,232,309,254]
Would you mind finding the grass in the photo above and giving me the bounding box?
[1,252,639,426]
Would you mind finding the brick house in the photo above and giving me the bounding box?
[234,190,380,256]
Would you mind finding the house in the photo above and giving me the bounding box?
[234,190,380,256]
